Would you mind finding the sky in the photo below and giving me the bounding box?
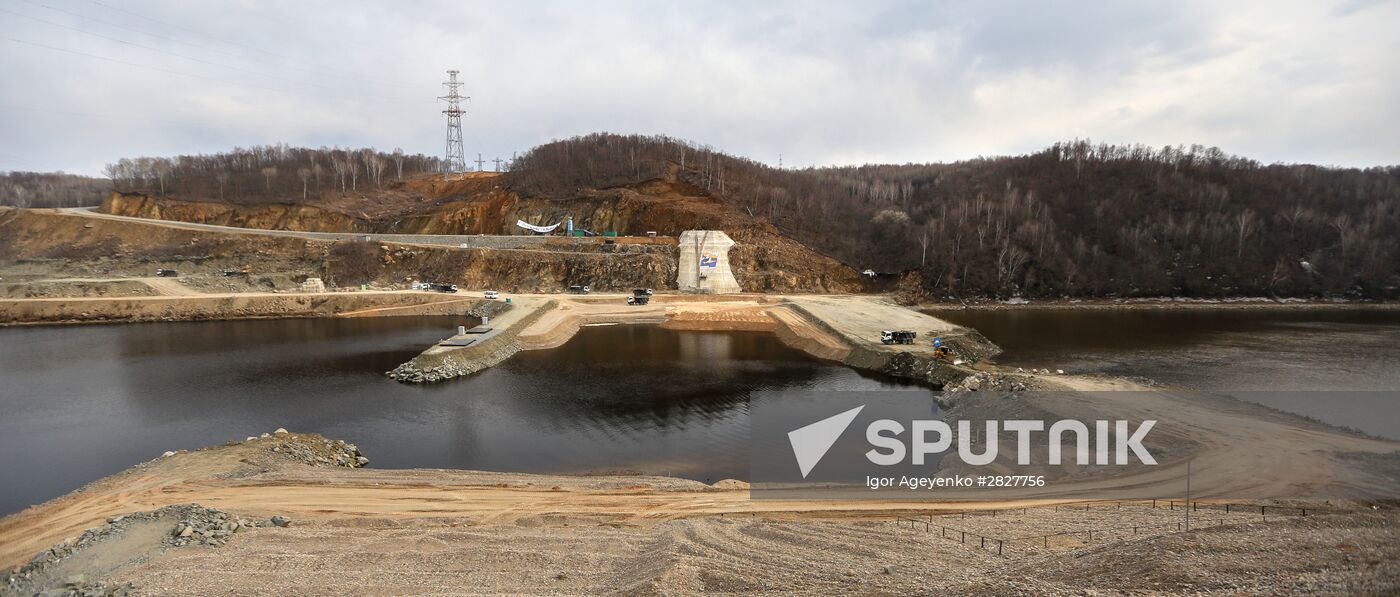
[1,0,1397,176]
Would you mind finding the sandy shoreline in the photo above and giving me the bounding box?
[2,425,1396,594]
[920,298,1400,311]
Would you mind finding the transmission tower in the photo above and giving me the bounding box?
[492,157,504,172]
[475,153,485,172]
[438,70,467,174]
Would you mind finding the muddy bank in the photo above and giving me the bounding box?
[2,428,1396,595]
[922,298,1400,311]
[0,292,489,326]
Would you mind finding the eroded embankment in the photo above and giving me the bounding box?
[0,292,487,325]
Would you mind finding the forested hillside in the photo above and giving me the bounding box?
[102,144,442,203]
[507,134,1400,299]
[0,172,110,208]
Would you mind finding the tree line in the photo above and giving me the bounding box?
[507,134,1400,299]
[0,172,111,208]
[102,144,443,203]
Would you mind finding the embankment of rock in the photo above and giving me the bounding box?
[387,300,557,383]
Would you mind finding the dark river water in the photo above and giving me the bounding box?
[0,318,918,516]
[3,308,1398,516]
[926,307,1400,391]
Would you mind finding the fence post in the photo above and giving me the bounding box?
[998,540,1003,556]
[1225,503,1230,514]
[1044,535,1048,548]
[981,536,986,548]
[961,531,966,544]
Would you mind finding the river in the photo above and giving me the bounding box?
[4,307,1398,516]
[0,318,918,516]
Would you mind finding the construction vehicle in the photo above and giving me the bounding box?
[880,330,916,345]
[425,282,459,293]
[155,268,178,277]
[567,285,590,294]
[220,265,252,277]
[483,290,500,299]
[626,288,651,305]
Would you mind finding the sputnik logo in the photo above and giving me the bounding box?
[787,405,865,478]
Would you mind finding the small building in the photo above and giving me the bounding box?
[300,277,326,293]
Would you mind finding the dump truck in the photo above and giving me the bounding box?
[155,268,178,277]
[626,288,651,305]
[880,330,917,345]
[567,285,590,294]
[425,282,459,293]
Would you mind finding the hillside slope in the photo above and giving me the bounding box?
[101,171,867,293]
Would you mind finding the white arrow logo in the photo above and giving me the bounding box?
[787,405,865,478]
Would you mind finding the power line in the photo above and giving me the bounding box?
[20,0,393,88]
[1,104,226,130]
[0,6,410,103]
[7,37,422,105]
[88,0,376,84]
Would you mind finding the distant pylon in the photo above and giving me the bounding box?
[438,70,467,174]
[475,153,485,172]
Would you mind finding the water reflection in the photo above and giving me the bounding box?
[0,318,922,515]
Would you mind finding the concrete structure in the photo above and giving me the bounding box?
[300,277,326,292]
[677,230,742,294]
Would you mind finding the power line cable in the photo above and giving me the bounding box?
[87,0,378,84]
[20,0,397,88]
[0,6,412,102]
[7,36,419,105]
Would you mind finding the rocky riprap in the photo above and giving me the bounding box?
[246,429,368,468]
[943,370,1040,393]
[3,504,291,597]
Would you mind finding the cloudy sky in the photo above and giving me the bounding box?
[1,0,1397,175]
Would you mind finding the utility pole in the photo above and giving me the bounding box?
[1184,459,1192,533]
[778,154,783,170]
[438,70,467,175]
[492,157,504,172]
[475,153,485,172]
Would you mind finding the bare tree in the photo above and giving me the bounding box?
[260,166,279,195]
[153,158,172,196]
[392,148,405,180]
[298,167,312,200]
[215,171,230,201]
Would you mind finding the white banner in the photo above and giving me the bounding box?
[515,219,561,233]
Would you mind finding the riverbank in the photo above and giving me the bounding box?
[385,293,1000,387]
[921,297,1400,311]
[0,291,495,326]
[2,428,1395,595]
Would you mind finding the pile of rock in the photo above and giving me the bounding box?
[167,506,263,548]
[4,504,243,595]
[248,429,368,468]
[944,371,1034,393]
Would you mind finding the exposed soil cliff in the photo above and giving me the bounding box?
[100,173,866,293]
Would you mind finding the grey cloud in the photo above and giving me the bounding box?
[0,0,1395,176]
